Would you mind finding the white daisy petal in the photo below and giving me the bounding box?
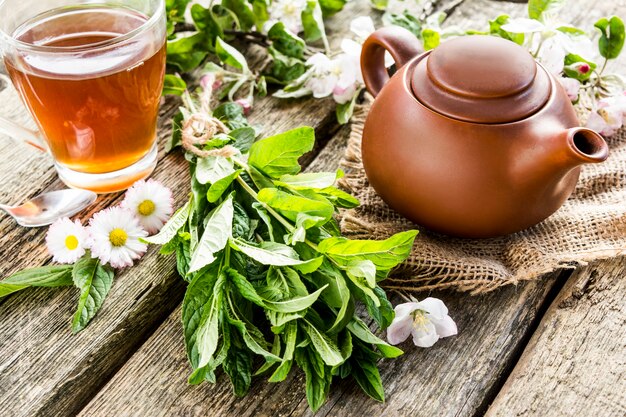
[88,207,148,268]
[45,217,89,264]
[121,179,174,234]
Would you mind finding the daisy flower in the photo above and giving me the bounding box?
[45,218,89,264]
[88,207,148,268]
[121,179,174,234]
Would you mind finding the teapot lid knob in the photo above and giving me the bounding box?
[411,36,552,124]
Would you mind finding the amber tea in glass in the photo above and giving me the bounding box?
[0,0,166,193]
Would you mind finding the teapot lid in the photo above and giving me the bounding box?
[410,36,552,124]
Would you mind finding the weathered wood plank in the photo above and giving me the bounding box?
[0,1,382,416]
[486,257,626,417]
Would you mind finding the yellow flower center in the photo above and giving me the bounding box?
[412,310,429,331]
[109,228,128,247]
[138,200,156,216]
[65,235,79,251]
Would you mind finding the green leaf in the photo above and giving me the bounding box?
[248,127,315,178]
[213,102,249,129]
[317,230,418,270]
[190,4,223,42]
[207,170,242,203]
[229,127,256,153]
[194,273,226,368]
[257,188,334,223]
[489,15,525,45]
[266,286,327,313]
[295,347,331,411]
[347,318,403,358]
[319,0,347,16]
[223,331,253,396]
[317,186,359,208]
[229,238,322,273]
[215,37,250,72]
[166,32,210,72]
[350,343,385,402]
[336,92,359,124]
[556,25,586,36]
[362,286,395,329]
[528,0,565,21]
[275,171,340,189]
[269,322,297,382]
[222,0,255,31]
[188,196,234,273]
[143,201,191,245]
[228,264,326,313]
[0,265,73,298]
[162,73,187,96]
[370,0,388,11]
[383,11,421,36]
[252,0,269,28]
[265,46,307,85]
[595,16,625,60]
[182,261,222,369]
[71,255,114,333]
[302,0,326,43]
[421,28,440,50]
[305,323,345,366]
[346,259,376,288]
[268,22,306,59]
[195,155,236,185]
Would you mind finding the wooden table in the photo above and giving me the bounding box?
[1,1,625,416]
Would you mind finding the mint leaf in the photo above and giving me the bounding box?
[318,230,418,270]
[182,262,223,370]
[347,318,403,358]
[196,155,235,185]
[274,171,340,189]
[207,170,242,203]
[0,265,73,298]
[229,238,323,273]
[71,255,114,333]
[257,188,334,224]
[248,126,315,178]
[305,322,344,366]
[188,195,234,273]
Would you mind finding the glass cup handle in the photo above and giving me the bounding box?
[0,73,48,153]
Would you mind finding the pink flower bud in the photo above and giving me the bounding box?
[579,63,590,74]
[235,98,252,115]
[200,73,214,89]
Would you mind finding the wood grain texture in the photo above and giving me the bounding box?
[486,257,626,417]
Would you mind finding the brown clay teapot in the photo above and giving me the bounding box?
[360,27,610,238]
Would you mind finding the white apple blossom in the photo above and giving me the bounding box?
[387,297,457,348]
[586,93,626,136]
[557,77,581,101]
[501,18,595,75]
[265,0,308,34]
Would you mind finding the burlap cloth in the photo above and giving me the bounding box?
[338,98,626,294]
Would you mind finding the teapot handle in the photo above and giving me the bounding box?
[361,26,424,97]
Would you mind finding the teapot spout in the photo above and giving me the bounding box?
[563,127,609,165]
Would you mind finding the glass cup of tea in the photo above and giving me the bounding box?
[0,0,166,193]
